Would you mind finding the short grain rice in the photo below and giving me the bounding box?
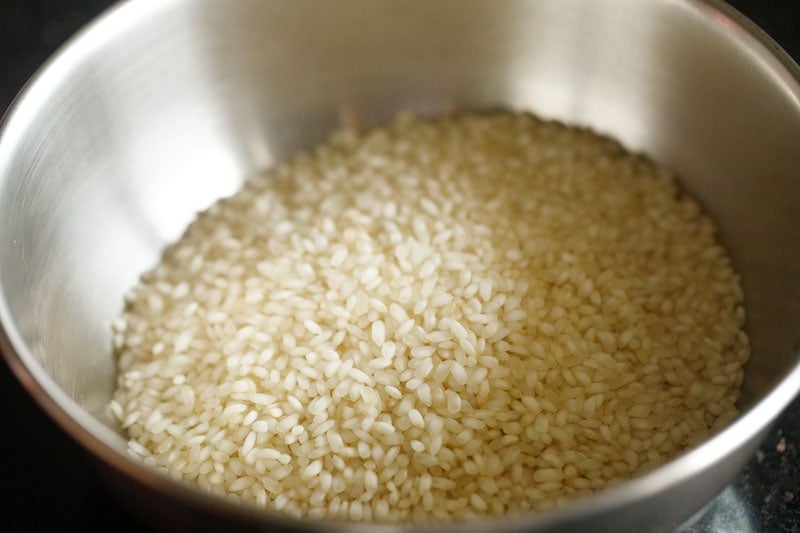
[112,111,749,523]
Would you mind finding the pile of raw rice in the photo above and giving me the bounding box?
[110,112,749,522]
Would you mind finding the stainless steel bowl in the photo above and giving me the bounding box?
[1,0,799,531]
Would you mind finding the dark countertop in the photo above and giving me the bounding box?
[0,1,798,531]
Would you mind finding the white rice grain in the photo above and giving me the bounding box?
[112,111,748,524]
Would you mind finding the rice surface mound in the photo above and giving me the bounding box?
[111,112,749,522]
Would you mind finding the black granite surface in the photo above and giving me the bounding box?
[0,0,798,531]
